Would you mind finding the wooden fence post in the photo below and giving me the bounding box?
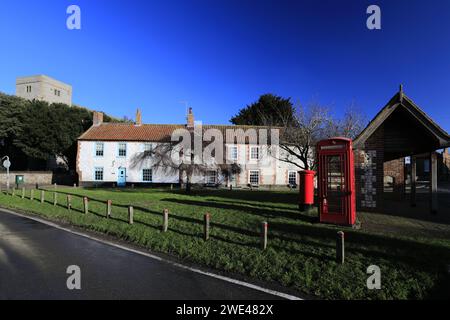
[128,206,134,224]
[12,188,15,196]
[40,190,45,203]
[261,221,268,250]
[337,231,345,264]
[204,213,210,241]
[83,197,89,214]
[67,195,72,210]
[106,200,112,218]
[53,192,58,206]
[162,209,169,232]
[30,189,34,201]
[21,187,25,199]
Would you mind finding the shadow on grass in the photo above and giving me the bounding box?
[205,198,300,213]
[99,187,300,203]
[26,190,331,257]
[270,220,450,269]
[27,189,450,275]
[161,198,316,223]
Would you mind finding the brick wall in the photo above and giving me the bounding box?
[384,158,405,182]
[384,158,405,195]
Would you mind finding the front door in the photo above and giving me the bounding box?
[118,168,126,187]
[319,153,348,224]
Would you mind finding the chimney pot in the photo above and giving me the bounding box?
[136,108,142,126]
[187,107,194,128]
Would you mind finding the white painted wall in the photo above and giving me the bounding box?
[78,141,179,184]
[78,140,302,186]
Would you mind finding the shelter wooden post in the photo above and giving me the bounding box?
[430,152,438,214]
[410,155,417,207]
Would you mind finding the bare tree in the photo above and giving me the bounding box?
[275,102,331,170]
[130,130,241,193]
[217,163,242,187]
[326,102,368,139]
[130,137,202,193]
[275,102,367,170]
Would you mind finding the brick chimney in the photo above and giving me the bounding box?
[93,111,103,126]
[187,107,194,129]
[135,108,142,126]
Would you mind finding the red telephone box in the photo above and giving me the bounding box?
[317,137,356,226]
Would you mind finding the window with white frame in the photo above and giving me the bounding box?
[206,170,217,184]
[249,170,259,185]
[229,145,238,161]
[288,171,297,185]
[143,143,152,153]
[95,142,104,157]
[118,143,127,157]
[250,146,259,160]
[143,169,153,182]
[94,167,104,181]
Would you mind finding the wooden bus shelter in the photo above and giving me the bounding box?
[353,86,450,215]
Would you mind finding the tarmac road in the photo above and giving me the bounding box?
[0,209,287,300]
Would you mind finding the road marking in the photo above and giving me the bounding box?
[0,208,303,300]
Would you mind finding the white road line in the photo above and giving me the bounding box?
[0,207,304,300]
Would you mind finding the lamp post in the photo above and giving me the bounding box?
[1,156,11,191]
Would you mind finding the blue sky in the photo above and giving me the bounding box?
[1,0,450,131]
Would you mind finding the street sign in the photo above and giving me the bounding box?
[3,159,11,169]
[1,156,11,191]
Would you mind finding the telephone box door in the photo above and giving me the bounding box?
[317,138,356,226]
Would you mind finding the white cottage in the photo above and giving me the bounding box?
[76,109,301,188]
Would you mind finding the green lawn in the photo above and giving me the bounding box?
[1,186,449,300]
